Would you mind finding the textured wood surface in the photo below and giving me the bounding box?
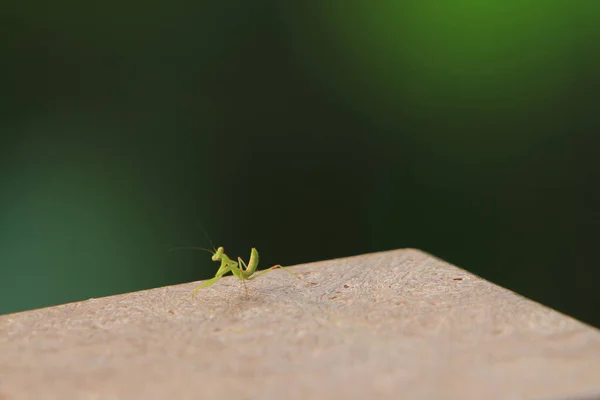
[1,249,600,400]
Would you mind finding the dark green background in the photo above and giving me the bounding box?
[1,1,599,327]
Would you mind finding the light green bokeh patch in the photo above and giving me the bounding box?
[279,1,596,160]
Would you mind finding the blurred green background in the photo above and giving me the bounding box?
[1,1,599,327]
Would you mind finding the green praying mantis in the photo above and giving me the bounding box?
[176,245,304,296]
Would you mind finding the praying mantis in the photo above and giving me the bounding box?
[189,246,304,296]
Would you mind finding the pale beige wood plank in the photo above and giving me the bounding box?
[1,249,599,400]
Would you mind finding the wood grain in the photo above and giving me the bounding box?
[1,249,599,400]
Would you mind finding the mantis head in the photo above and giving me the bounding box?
[212,246,225,261]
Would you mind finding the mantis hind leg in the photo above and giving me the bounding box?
[241,278,248,297]
[248,264,303,281]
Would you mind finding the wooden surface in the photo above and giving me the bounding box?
[1,249,600,400]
